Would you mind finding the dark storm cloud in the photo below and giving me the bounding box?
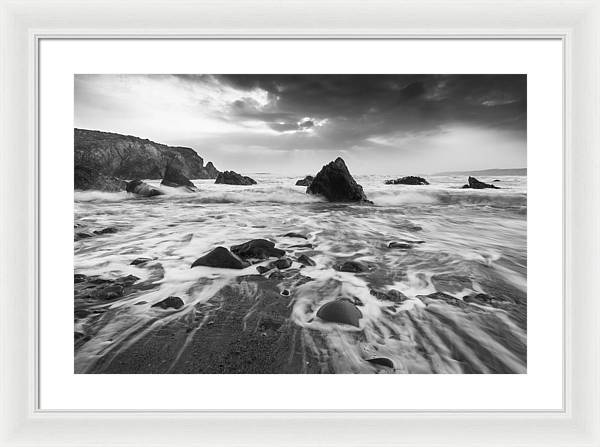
[208,74,527,154]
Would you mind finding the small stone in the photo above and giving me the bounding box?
[281,289,290,296]
[256,265,271,274]
[283,232,307,239]
[151,296,184,310]
[269,257,292,270]
[388,241,412,249]
[337,260,367,273]
[130,257,152,266]
[191,247,249,269]
[366,357,394,368]
[94,227,118,235]
[74,273,87,283]
[297,254,316,267]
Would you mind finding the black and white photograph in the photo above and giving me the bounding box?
[73,74,527,374]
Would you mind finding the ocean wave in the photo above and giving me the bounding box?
[367,188,527,207]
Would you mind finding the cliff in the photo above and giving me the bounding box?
[74,129,220,181]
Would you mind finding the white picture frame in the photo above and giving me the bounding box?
[1,0,599,445]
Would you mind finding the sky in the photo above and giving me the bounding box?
[74,74,526,176]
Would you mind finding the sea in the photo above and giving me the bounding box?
[74,174,527,374]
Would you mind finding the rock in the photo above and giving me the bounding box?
[316,299,363,327]
[384,176,429,185]
[289,243,313,249]
[366,357,394,368]
[268,270,285,280]
[281,289,290,296]
[74,165,128,192]
[215,171,257,185]
[256,265,271,274]
[151,296,184,310]
[231,239,285,260]
[295,175,314,187]
[94,227,118,235]
[370,288,408,303]
[134,301,147,305]
[492,179,501,182]
[297,254,316,267]
[269,258,293,270]
[463,293,515,306]
[431,274,473,294]
[126,179,165,197]
[74,232,94,241]
[74,309,91,318]
[74,128,219,180]
[283,232,307,239]
[74,273,87,283]
[160,164,198,190]
[417,292,467,308]
[191,247,249,269]
[462,176,500,189]
[130,257,152,266]
[388,241,412,249]
[336,260,367,273]
[306,157,371,203]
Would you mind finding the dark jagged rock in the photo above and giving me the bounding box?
[283,232,307,239]
[462,176,500,189]
[366,357,394,368]
[160,164,198,190]
[215,171,257,186]
[75,232,94,241]
[74,128,219,181]
[130,257,152,266]
[281,289,290,296]
[336,260,367,273]
[295,175,314,187]
[388,241,413,249]
[297,254,316,266]
[204,161,219,178]
[94,227,118,235]
[126,179,165,197]
[75,165,127,192]
[370,288,408,303]
[74,273,87,283]
[256,265,271,274]
[74,274,140,302]
[191,247,249,269]
[269,258,293,270]
[316,299,363,327]
[231,239,285,260]
[306,157,371,203]
[151,296,184,310]
[417,292,468,308]
[384,176,429,185]
[268,270,285,280]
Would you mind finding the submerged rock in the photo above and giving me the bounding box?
[384,176,429,185]
[161,164,198,190]
[215,171,257,185]
[366,357,394,368]
[307,157,371,203]
[74,274,140,302]
[316,299,363,327]
[126,179,165,197]
[370,288,408,303]
[336,260,367,273]
[231,239,285,260]
[462,176,499,189]
[151,296,184,310]
[463,293,515,306]
[191,247,250,269]
[75,232,94,241]
[130,257,152,266]
[94,227,118,235]
[297,254,316,266]
[418,292,468,308]
[388,241,413,249]
[295,175,314,187]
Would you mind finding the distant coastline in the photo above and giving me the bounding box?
[434,168,527,176]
